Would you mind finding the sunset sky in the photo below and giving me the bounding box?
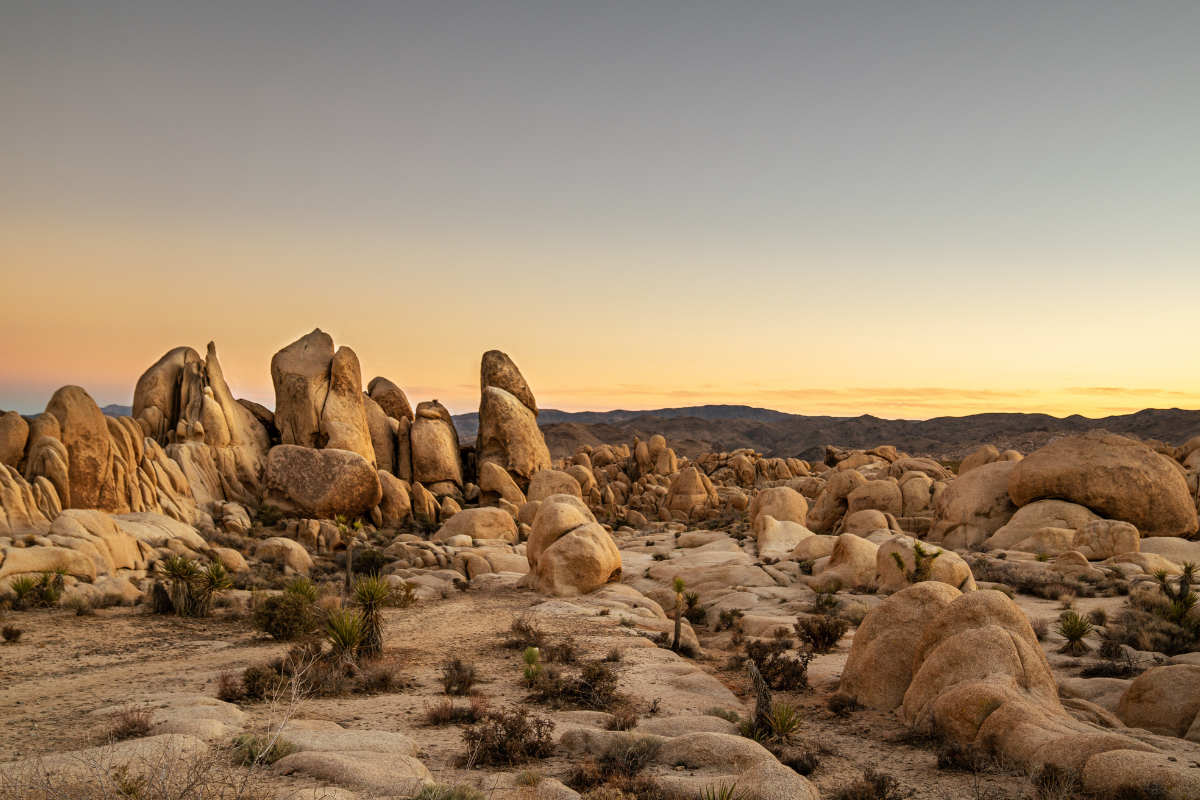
[2,3,1198,419]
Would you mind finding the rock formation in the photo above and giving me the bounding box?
[475,351,551,489]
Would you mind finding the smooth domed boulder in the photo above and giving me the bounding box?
[929,461,1018,550]
[0,411,29,468]
[1081,750,1200,798]
[666,467,716,518]
[45,386,114,511]
[0,544,96,581]
[264,446,382,519]
[959,445,999,475]
[749,486,809,535]
[1011,527,1076,556]
[807,469,867,532]
[1072,519,1139,561]
[1139,537,1200,566]
[874,535,976,594]
[367,376,414,422]
[846,481,903,518]
[409,401,462,487]
[834,581,961,710]
[432,507,518,544]
[527,470,583,503]
[50,510,142,573]
[809,533,878,592]
[271,329,335,450]
[522,494,621,596]
[1008,432,1198,538]
[790,534,838,562]
[377,472,412,528]
[476,386,551,486]
[982,499,1100,551]
[841,509,892,537]
[480,350,538,415]
[478,461,526,505]
[1115,665,1200,738]
[255,537,314,574]
[757,516,814,559]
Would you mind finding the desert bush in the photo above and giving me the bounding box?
[251,593,317,641]
[700,783,749,800]
[413,784,487,800]
[1093,783,1173,800]
[63,596,95,616]
[350,574,399,657]
[353,548,387,577]
[507,612,547,649]
[255,504,285,527]
[744,633,813,691]
[107,703,154,741]
[231,733,294,766]
[531,660,619,709]
[765,701,802,743]
[606,708,639,731]
[810,590,840,614]
[241,663,287,701]
[96,591,129,609]
[715,608,744,632]
[283,576,319,604]
[425,694,490,726]
[828,694,861,717]
[442,657,478,695]
[156,556,231,617]
[359,656,402,693]
[783,747,821,776]
[1087,607,1109,628]
[1031,764,1078,800]
[10,572,63,609]
[463,707,555,765]
[829,767,911,800]
[1030,617,1050,641]
[516,769,543,787]
[603,645,625,663]
[794,616,849,653]
[3,624,23,644]
[682,592,709,626]
[324,608,368,664]
[707,707,740,724]
[543,636,579,664]
[215,670,246,702]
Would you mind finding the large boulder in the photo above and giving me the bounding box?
[480,350,538,415]
[809,533,878,592]
[874,535,976,595]
[959,445,999,475]
[1072,519,1140,561]
[377,472,412,528]
[0,465,57,536]
[522,494,621,596]
[432,507,518,544]
[264,446,382,519]
[1008,432,1198,538]
[50,510,143,573]
[527,470,583,502]
[476,387,551,486]
[929,461,1018,550]
[807,469,867,532]
[0,411,29,468]
[318,347,375,467]
[367,376,414,422]
[748,487,808,535]
[271,329,335,450]
[846,481,903,518]
[255,537,314,574]
[756,516,814,560]
[0,544,96,581]
[409,401,462,488]
[982,499,1100,551]
[45,386,113,510]
[133,346,203,441]
[834,582,962,710]
[665,468,717,519]
[1115,665,1200,739]
[478,461,527,505]
[361,395,394,475]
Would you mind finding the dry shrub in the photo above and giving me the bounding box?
[827,694,861,717]
[603,645,625,663]
[107,704,154,741]
[506,612,546,649]
[794,616,849,653]
[425,694,490,726]
[442,657,477,695]
[240,664,287,701]
[606,708,638,731]
[2,624,22,644]
[569,734,664,796]
[531,661,619,709]
[215,670,245,702]
[358,656,401,693]
[543,636,579,664]
[744,633,812,691]
[829,767,912,800]
[1030,618,1050,642]
[1031,764,1078,800]
[462,707,555,765]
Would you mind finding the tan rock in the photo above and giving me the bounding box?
[410,401,462,487]
[983,499,1101,551]
[807,469,867,533]
[1115,664,1200,738]
[527,470,583,502]
[271,329,334,450]
[1072,519,1139,561]
[133,346,203,441]
[756,516,814,559]
[834,581,962,710]
[666,468,716,519]
[478,461,526,505]
[1009,432,1198,537]
[362,394,394,475]
[411,482,439,524]
[523,494,621,596]
[929,461,1018,550]
[264,445,382,519]
[480,350,538,414]
[377,472,412,528]
[477,386,551,486]
[1011,527,1077,556]
[1081,750,1200,798]
[319,347,375,467]
[46,386,113,510]
[0,544,96,581]
[810,533,878,592]
[433,507,518,543]
[959,444,999,475]
[749,486,808,535]
[846,481,903,518]
[0,411,29,468]
[255,537,313,574]
[367,376,414,422]
[874,535,976,594]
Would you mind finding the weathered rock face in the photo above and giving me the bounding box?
[0,465,60,536]
[982,499,1100,551]
[874,535,976,594]
[367,376,414,422]
[665,467,718,520]
[432,507,518,544]
[0,411,29,468]
[807,469,867,533]
[809,533,878,592]
[522,494,621,596]
[46,386,113,510]
[319,347,376,467]
[362,395,395,475]
[1072,519,1140,561]
[756,516,813,559]
[377,472,412,528]
[264,445,382,519]
[478,461,526,506]
[1008,432,1198,538]
[846,481,903,518]
[477,387,550,486]
[1115,665,1200,739]
[409,401,462,487]
[271,329,335,450]
[480,350,538,416]
[929,460,1018,550]
[133,346,203,442]
[749,486,808,535]
[527,470,583,503]
[834,582,962,711]
[958,444,999,475]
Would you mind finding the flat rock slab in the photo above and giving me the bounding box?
[280,729,419,757]
[274,751,431,795]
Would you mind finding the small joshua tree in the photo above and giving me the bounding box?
[1154,561,1199,624]
[891,541,942,584]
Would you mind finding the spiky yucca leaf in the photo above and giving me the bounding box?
[325,609,368,664]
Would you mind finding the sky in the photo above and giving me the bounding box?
[2,2,1198,419]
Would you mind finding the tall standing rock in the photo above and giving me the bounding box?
[45,386,114,510]
[133,346,203,441]
[476,351,551,489]
[410,401,462,489]
[362,394,395,475]
[367,377,414,422]
[319,346,376,467]
[271,329,335,450]
[0,411,29,468]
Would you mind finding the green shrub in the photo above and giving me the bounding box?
[715,608,744,632]
[353,548,387,577]
[231,734,294,765]
[744,633,813,691]
[254,504,285,527]
[241,664,286,701]
[252,593,318,641]
[707,707,740,724]
[283,576,318,604]
[1055,612,1095,656]
[324,609,368,664]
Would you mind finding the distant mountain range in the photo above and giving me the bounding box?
[450,404,794,436]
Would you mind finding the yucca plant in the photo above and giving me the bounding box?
[190,562,232,617]
[9,575,37,609]
[523,646,542,686]
[351,575,396,657]
[284,576,319,604]
[766,701,803,744]
[701,783,749,800]
[683,591,709,625]
[324,609,368,664]
[1155,562,1199,625]
[1055,611,1095,656]
[157,554,200,615]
